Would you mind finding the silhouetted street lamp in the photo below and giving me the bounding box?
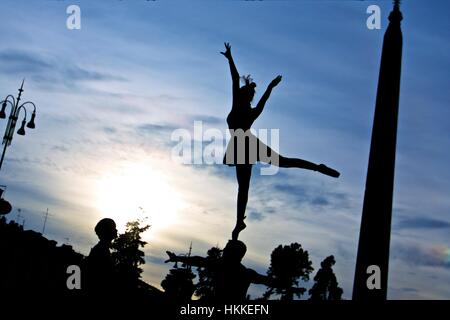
[0,186,12,215]
[0,80,36,214]
[0,79,37,171]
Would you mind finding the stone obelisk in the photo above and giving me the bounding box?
[353,0,403,300]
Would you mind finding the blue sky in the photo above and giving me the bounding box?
[0,0,449,299]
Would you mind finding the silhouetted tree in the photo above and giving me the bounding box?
[194,246,222,300]
[309,255,343,300]
[0,217,84,291]
[111,219,150,289]
[161,260,196,301]
[263,243,313,300]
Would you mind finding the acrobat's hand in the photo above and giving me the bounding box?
[165,251,178,263]
[269,75,282,88]
[220,42,232,59]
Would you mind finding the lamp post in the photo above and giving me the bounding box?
[0,185,12,215]
[0,79,37,171]
[0,79,37,215]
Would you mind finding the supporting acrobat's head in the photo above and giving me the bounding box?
[95,218,118,243]
[239,75,256,104]
[223,239,247,263]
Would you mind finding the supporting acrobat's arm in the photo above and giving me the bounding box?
[250,270,307,296]
[253,75,282,120]
[250,270,273,286]
[221,42,240,106]
[165,251,207,268]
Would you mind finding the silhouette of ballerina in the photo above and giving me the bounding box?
[85,218,118,291]
[166,240,291,302]
[221,43,340,240]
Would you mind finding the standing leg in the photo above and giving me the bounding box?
[232,164,252,240]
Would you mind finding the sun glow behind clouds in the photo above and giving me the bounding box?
[95,162,185,236]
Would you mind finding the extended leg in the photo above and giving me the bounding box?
[279,156,340,177]
[279,156,316,170]
[257,138,340,177]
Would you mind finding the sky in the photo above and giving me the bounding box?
[0,0,449,299]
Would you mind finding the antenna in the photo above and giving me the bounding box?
[186,241,193,271]
[42,208,52,235]
[188,241,192,258]
[16,208,24,225]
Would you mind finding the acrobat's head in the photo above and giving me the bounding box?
[239,75,256,104]
[94,218,118,243]
[223,239,247,263]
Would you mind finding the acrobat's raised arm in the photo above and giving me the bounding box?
[221,42,240,106]
[253,75,282,120]
[165,251,207,268]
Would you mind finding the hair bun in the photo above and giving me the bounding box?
[241,74,254,86]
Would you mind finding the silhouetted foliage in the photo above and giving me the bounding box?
[0,216,84,290]
[309,255,343,300]
[0,216,165,297]
[263,242,313,300]
[111,219,150,289]
[161,261,196,302]
[194,246,222,300]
